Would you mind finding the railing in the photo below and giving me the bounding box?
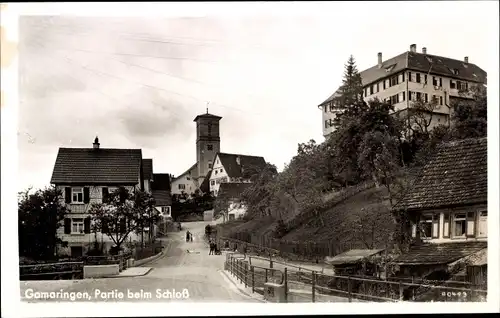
[19,262,84,281]
[224,253,487,303]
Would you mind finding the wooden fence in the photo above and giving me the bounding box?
[225,253,487,303]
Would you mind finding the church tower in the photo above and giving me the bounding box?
[193,110,222,185]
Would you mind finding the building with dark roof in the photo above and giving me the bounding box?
[217,183,253,221]
[50,137,152,257]
[209,152,267,197]
[319,44,487,138]
[152,173,172,219]
[391,137,487,279]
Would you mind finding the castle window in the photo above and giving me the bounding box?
[207,144,213,151]
[416,73,421,83]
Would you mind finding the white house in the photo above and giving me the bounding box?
[170,163,198,197]
[217,182,253,222]
[51,137,155,257]
[209,152,267,196]
[319,44,487,138]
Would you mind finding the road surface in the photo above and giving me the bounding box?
[20,221,259,303]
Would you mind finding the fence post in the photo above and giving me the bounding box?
[244,263,248,288]
[284,267,288,303]
[265,268,268,283]
[348,276,352,303]
[312,271,316,303]
[251,266,255,293]
[398,281,403,301]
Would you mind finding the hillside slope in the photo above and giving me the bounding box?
[281,186,393,251]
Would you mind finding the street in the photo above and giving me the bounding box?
[20,221,259,303]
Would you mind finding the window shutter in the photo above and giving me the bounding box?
[65,187,71,203]
[84,217,91,234]
[466,212,476,237]
[443,212,450,238]
[102,187,109,203]
[432,214,439,238]
[83,187,90,203]
[64,218,71,234]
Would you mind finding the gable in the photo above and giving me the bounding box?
[217,153,267,179]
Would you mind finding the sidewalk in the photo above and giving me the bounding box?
[116,267,152,277]
[219,270,266,303]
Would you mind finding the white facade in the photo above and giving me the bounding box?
[208,154,252,196]
[411,204,487,244]
[56,184,148,256]
[226,202,247,221]
[171,165,198,196]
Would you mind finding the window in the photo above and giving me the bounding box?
[178,184,186,190]
[390,76,398,86]
[383,80,386,90]
[439,78,442,87]
[220,169,223,173]
[424,93,428,103]
[376,83,379,93]
[432,76,438,86]
[210,180,215,186]
[408,72,412,82]
[432,95,438,104]
[329,104,335,112]
[424,74,427,85]
[207,144,213,151]
[452,68,459,75]
[161,206,171,215]
[478,211,487,237]
[419,214,433,239]
[416,92,422,101]
[370,85,374,95]
[450,81,456,89]
[401,72,405,82]
[186,176,190,180]
[402,91,406,101]
[208,163,213,169]
[416,73,421,83]
[72,187,83,203]
[325,120,328,128]
[364,88,368,96]
[72,218,84,234]
[439,96,443,106]
[453,213,467,237]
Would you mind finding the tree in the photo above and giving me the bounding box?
[88,187,159,254]
[18,186,69,260]
[451,84,487,139]
[240,163,279,219]
[333,55,368,125]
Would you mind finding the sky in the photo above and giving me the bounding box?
[17,2,498,191]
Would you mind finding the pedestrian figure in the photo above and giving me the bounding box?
[186,231,190,242]
[190,233,193,242]
[209,241,215,255]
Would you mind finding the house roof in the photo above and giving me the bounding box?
[152,190,172,206]
[199,169,213,194]
[360,51,486,87]
[142,159,153,181]
[319,88,342,107]
[216,152,267,178]
[319,50,487,107]
[393,137,487,211]
[193,112,222,122]
[152,173,171,191]
[218,182,253,200]
[393,241,487,265]
[51,148,142,184]
[172,163,198,181]
[324,249,385,266]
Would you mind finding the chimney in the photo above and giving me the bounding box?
[377,52,382,68]
[464,56,469,63]
[93,136,100,149]
[410,44,416,53]
[422,47,427,54]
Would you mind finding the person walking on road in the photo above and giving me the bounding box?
[186,231,190,242]
[209,241,215,255]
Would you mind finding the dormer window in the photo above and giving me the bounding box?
[425,56,433,63]
[452,68,459,75]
